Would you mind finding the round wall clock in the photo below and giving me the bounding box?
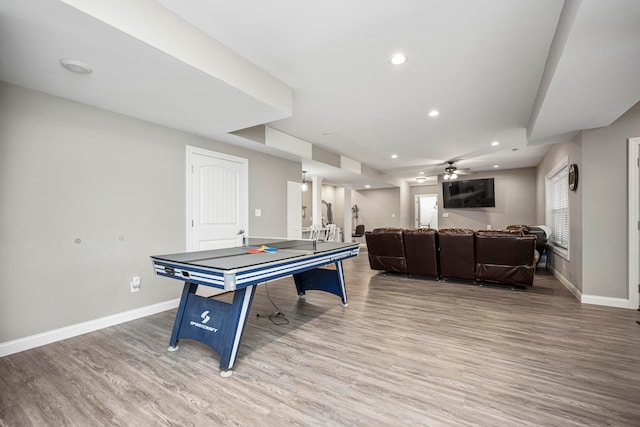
[569,163,578,191]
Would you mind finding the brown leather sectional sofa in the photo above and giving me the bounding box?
[365,227,538,287]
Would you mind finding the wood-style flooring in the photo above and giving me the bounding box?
[1,248,639,426]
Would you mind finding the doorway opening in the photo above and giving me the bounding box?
[415,194,438,229]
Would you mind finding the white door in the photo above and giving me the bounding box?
[287,181,302,239]
[415,194,438,229]
[187,146,248,251]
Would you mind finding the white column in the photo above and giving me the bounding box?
[343,185,352,242]
[311,176,323,227]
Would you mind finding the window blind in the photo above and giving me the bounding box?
[548,165,569,248]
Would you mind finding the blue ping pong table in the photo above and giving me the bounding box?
[151,238,360,377]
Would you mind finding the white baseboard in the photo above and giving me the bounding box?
[550,267,631,309]
[550,267,581,301]
[0,298,180,358]
[580,294,630,309]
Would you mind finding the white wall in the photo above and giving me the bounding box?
[0,82,300,343]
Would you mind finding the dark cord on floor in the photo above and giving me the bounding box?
[256,282,289,325]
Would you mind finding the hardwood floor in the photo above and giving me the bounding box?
[2,249,639,426]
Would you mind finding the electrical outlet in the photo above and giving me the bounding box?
[130,276,141,293]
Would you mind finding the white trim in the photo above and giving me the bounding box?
[0,298,180,358]
[550,266,581,301]
[628,137,640,309]
[415,193,439,229]
[581,295,630,309]
[228,285,254,369]
[551,264,630,309]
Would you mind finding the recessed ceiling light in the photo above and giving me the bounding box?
[419,171,425,175]
[390,53,407,65]
[391,154,398,159]
[491,141,500,146]
[59,58,93,74]
[493,165,500,168]
[428,110,440,117]
[365,184,371,188]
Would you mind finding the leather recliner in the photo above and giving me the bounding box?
[475,230,537,287]
[507,224,548,254]
[403,228,439,277]
[438,228,476,281]
[364,228,407,273]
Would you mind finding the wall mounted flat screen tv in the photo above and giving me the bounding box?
[442,178,495,208]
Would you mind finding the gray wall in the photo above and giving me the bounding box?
[535,100,640,301]
[582,101,640,299]
[437,168,538,230]
[354,168,537,232]
[353,188,402,231]
[0,82,300,343]
[535,138,582,291]
[301,184,345,228]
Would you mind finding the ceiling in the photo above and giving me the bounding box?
[2,0,639,189]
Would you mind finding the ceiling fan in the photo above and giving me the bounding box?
[441,161,470,180]
[413,160,471,183]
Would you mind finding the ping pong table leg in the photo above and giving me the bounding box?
[217,284,257,376]
[166,282,257,377]
[336,261,348,306]
[168,281,199,351]
[293,261,348,306]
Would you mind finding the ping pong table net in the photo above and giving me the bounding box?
[243,238,318,252]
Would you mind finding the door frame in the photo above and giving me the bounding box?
[186,146,249,251]
[414,194,438,229]
[628,137,639,309]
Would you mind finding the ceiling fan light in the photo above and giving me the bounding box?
[443,174,450,180]
[390,53,407,65]
[450,173,458,179]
